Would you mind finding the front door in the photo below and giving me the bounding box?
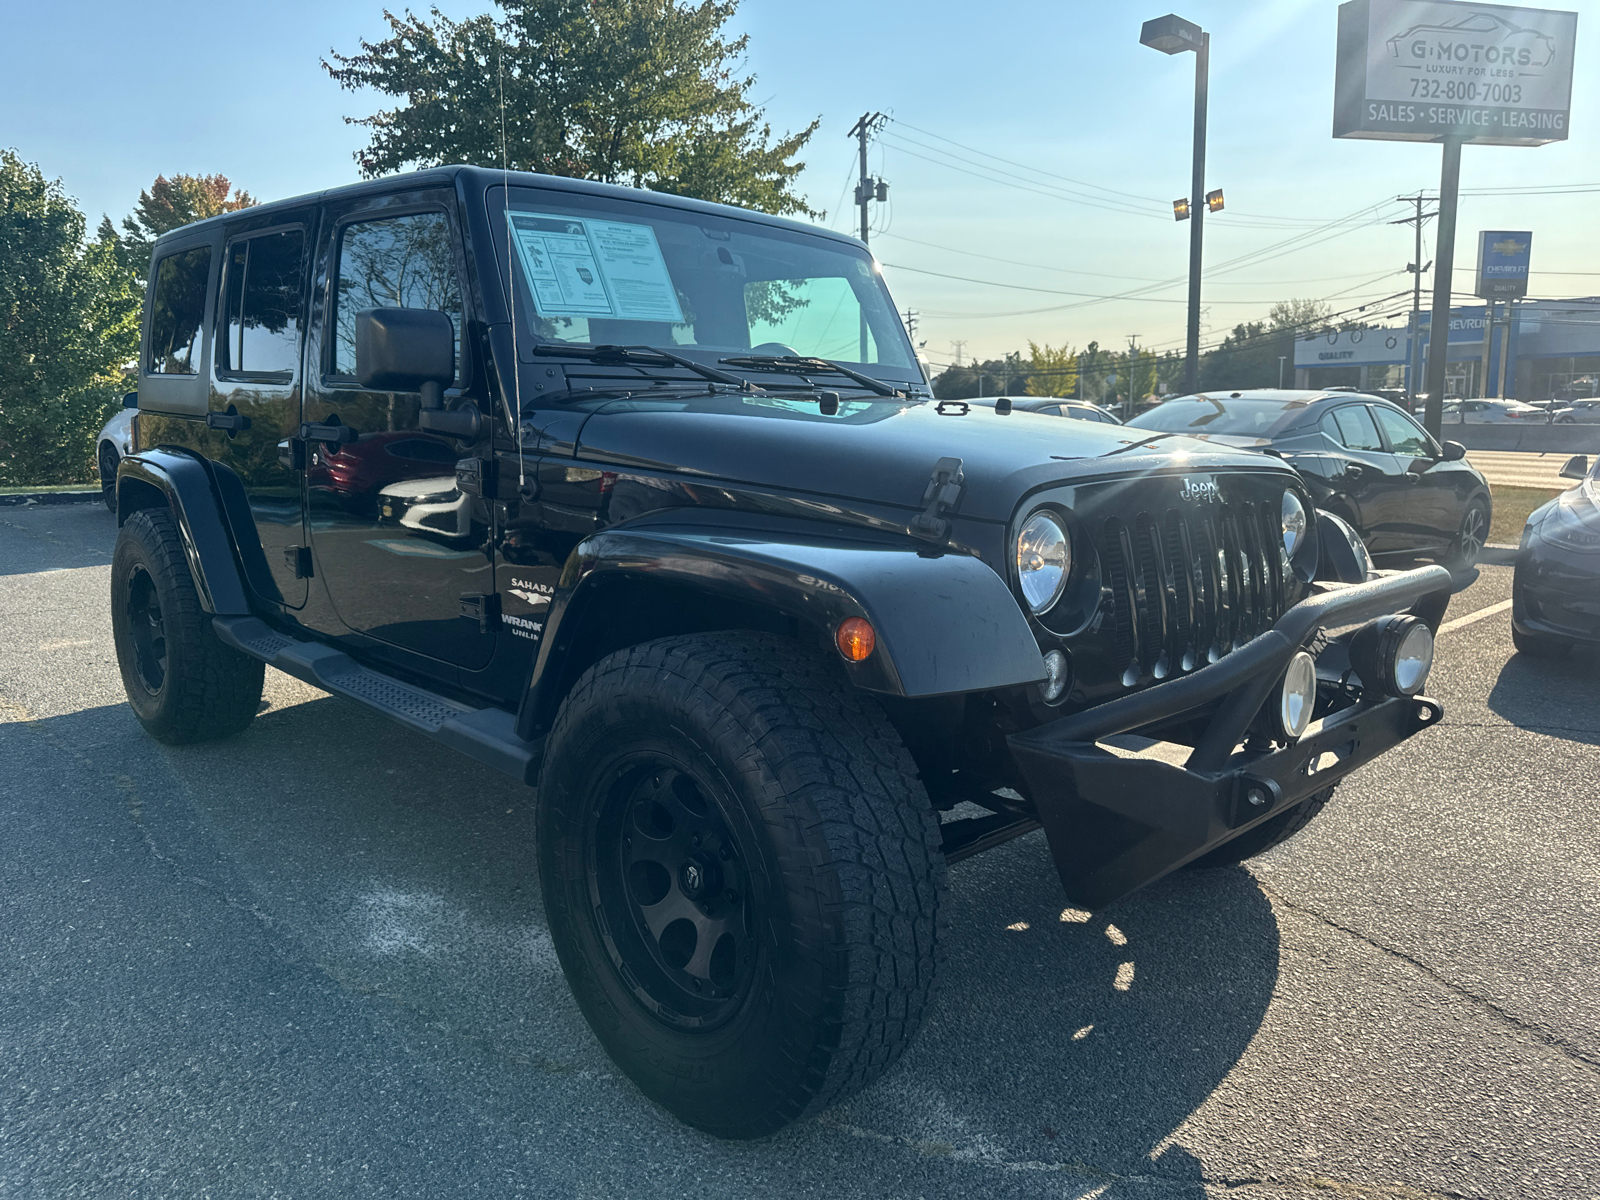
[301,193,497,670]
[207,217,313,608]
[1319,403,1414,554]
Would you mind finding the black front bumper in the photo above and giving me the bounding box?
[1008,565,1454,908]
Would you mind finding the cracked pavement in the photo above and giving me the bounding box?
[2,504,1597,1199]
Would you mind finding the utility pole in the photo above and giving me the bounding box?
[1392,193,1436,407]
[1126,335,1142,418]
[847,112,889,246]
[902,309,919,344]
[950,339,966,367]
[847,112,888,362]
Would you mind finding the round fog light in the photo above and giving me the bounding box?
[1039,649,1070,704]
[1350,615,1434,697]
[1277,650,1317,740]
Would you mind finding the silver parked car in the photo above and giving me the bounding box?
[1441,398,1547,425]
[1554,399,1600,424]
[96,402,137,511]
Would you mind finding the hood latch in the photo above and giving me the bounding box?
[911,457,965,542]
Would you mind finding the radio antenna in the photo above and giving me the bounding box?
[499,47,524,487]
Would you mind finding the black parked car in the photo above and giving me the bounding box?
[113,167,1454,1138]
[1128,390,1493,570]
[1513,453,1600,656]
[967,396,1122,424]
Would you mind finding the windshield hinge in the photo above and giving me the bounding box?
[911,457,965,542]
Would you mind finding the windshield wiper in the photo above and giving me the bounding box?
[529,343,760,391]
[716,354,906,398]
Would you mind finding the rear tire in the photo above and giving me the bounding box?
[536,632,945,1139]
[1186,785,1337,870]
[111,508,264,744]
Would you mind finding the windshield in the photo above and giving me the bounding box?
[1126,396,1312,438]
[489,187,917,378]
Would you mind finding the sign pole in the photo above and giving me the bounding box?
[1497,301,1513,400]
[1421,136,1462,439]
[1478,299,1495,399]
[1184,32,1209,395]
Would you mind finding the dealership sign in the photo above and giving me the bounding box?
[1475,230,1532,297]
[1335,0,1578,144]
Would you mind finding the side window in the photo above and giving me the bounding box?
[147,247,212,375]
[218,229,305,379]
[1373,406,1430,457]
[1331,405,1383,451]
[332,211,461,378]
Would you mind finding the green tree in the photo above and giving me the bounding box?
[108,173,257,276]
[1026,341,1077,397]
[325,0,819,217]
[0,150,142,485]
[1198,298,1335,391]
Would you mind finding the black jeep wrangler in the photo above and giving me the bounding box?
[114,165,1452,1138]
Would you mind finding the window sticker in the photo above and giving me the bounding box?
[506,212,684,324]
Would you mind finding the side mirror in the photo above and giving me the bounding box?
[123,391,139,409]
[354,308,455,406]
[1561,454,1590,481]
[1442,440,1466,461]
[355,307,480,438]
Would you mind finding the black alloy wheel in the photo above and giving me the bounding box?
[593,760,758,1028]
[111,508,264,744]
[124,564,168,695]
[99,443,120,512]
[1446,498,1490,571]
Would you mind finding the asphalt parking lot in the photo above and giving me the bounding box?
[2,502,1597,1200]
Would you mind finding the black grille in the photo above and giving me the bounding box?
[1096,500,1291,686]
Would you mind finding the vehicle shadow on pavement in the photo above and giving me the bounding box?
[1487,650,1600,746]
[68,688,1280,1195]
[815,836,1279,1194]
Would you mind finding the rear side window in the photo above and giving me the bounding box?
[1373,406,1430,457]
[332,211,461,378]
[147,247,212,374]
[1326,405,1383,451]
[218,229,305,378]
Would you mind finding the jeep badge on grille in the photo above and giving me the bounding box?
[1178,477,1220,503]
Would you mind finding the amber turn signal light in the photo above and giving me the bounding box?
[835,617,876,662]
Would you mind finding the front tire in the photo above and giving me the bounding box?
[98,443,120,513]
[111,508,264,744]
[536,632,945,1139]
[1443,496,1490,572]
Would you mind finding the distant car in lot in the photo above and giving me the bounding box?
[966,396,1122,424]
[1513,454,1600,657]
[96,403,137,511]
[1127,389,1493,569]
[1553,399,1600,424]
[1441,399,1547,424]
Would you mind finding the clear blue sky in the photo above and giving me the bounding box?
[5,0,1596,368]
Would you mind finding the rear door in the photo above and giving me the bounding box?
[300,190,498,670]
[208,216,314,609]
[1318,404,1413,553]
[1370,403,1458,552]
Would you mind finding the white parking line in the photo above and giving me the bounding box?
[1438,598,1513,635]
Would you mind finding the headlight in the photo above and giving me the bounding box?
[1016,511,1071,613]
[1536,492,1600,553]
[1349,615,1435,697]
[1281,490,1307,558]
[1276,650,1317,740]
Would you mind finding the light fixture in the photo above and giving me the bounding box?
[1039,650,1070,704]
[1172,198,1191,222]
[1349,615,1435,697]
[1205,188,1225,213]
[1015,512,1071,613]
[1276,650,1317,740]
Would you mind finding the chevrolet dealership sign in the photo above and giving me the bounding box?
[1335,0,1578,144]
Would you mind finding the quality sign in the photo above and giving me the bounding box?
[1476,230,1532,298]
[1335,0,1578,145]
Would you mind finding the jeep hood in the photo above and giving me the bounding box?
[571,394,1296,522]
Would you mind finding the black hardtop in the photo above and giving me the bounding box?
[150,164,864,253]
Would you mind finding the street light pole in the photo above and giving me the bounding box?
[1141,15,1209,395]
[1186,32,1209,396]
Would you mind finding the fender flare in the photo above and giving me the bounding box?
[517,519,1046,740]
[116,448,251,616]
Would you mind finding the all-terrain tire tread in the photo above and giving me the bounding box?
[543,631,945,1132]
[114,508,263,744]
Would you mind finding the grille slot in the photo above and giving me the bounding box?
[1096,497,1293,688]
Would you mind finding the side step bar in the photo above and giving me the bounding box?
[212,616,543,785]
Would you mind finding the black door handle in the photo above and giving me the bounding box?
[299,421,359,446]
[206,410,251,432]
